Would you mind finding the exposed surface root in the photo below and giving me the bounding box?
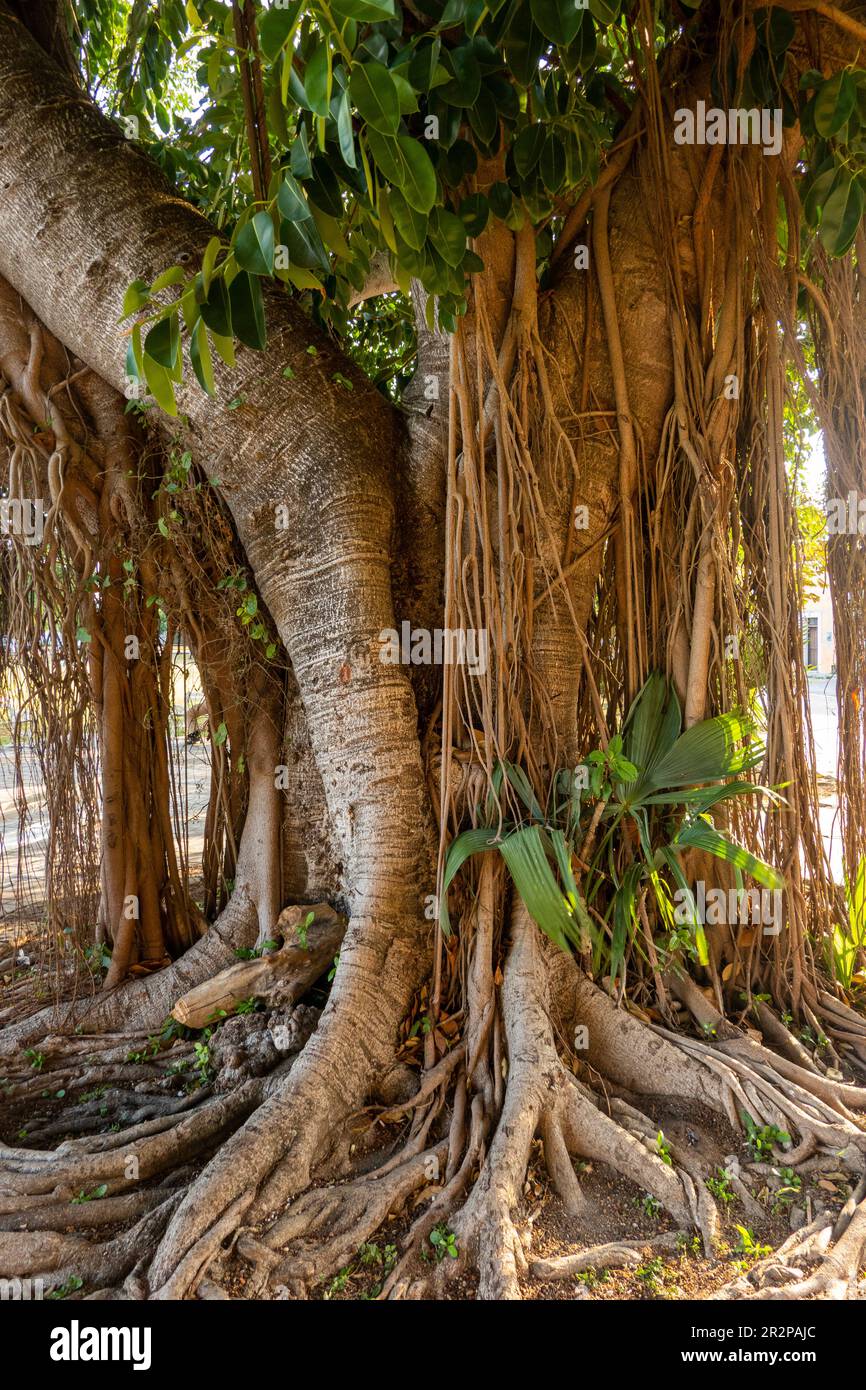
[716,1192,866,1300]
[0,1190,182,1290]
[0,1078,265,1201]
[530,1229,685,1282]
[3,915,865,1302]
[574,975,866,1169]
[385,917,706,1299]
[237,1142,448,1297]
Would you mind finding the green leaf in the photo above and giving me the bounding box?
[458,192,489,237]
[539,128,566,192]
[201,236,222,294]
[305,39,332,120]
[799,68,825,93]
[754,5,795,57]
[350,60,401,135]
[122,279,150,319]
[505,8,548,88]
[280,216,330,271]
[395,134,437,213]
[149,264,185,294]
[144,313,180,371]
[228,271,267,350]
[214,721,228,747]
[439,42,481,106]
[621,672,682,790]
[143,354,177,416]
[488,181,513,219]
[498,760,545,819]
[803,161,839,229]
[126,331,143,383]
[645,711,763,791]
[530,0,583,47]
[180,281,199,334]
[467,82,498,146]
[513,122,546,177]
[330,0,396,20]
[610,860,644,982]
[408,38,442,92]
[199,276,232,337]
[429,207,466,265]
[563,11,597,74]
[210,330,235,369]
[439,827,502,934]
[814,71,857,138]
[389,188,428,250]
[438,0,468,25]
[307,157,344,218]
[190,318,215,394]
[550,827,596,947]
[258,0,302,61]
[290,124,313,178]
[277,173,311,223]
[391,71,419,116]
[234,211,275,276]
[818,173,864,257]
[499,825,580,952]
[335,88,357,168]
[368,129,437,211]
[589,0,620,23]
[674,821,784,891]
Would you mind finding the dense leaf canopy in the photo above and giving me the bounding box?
[69,1,866,407]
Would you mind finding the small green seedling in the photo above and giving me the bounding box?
[656,1131,672,1166]
[706,1167,736,1204]
[71,1184,108,1205]
[741,1110,790,1160]
[427,1222,458,1262]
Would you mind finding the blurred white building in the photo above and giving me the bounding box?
[803,583,836,675]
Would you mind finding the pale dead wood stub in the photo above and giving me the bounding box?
[171,904,345,1029]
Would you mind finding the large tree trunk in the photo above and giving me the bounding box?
[0,4,438,1255]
